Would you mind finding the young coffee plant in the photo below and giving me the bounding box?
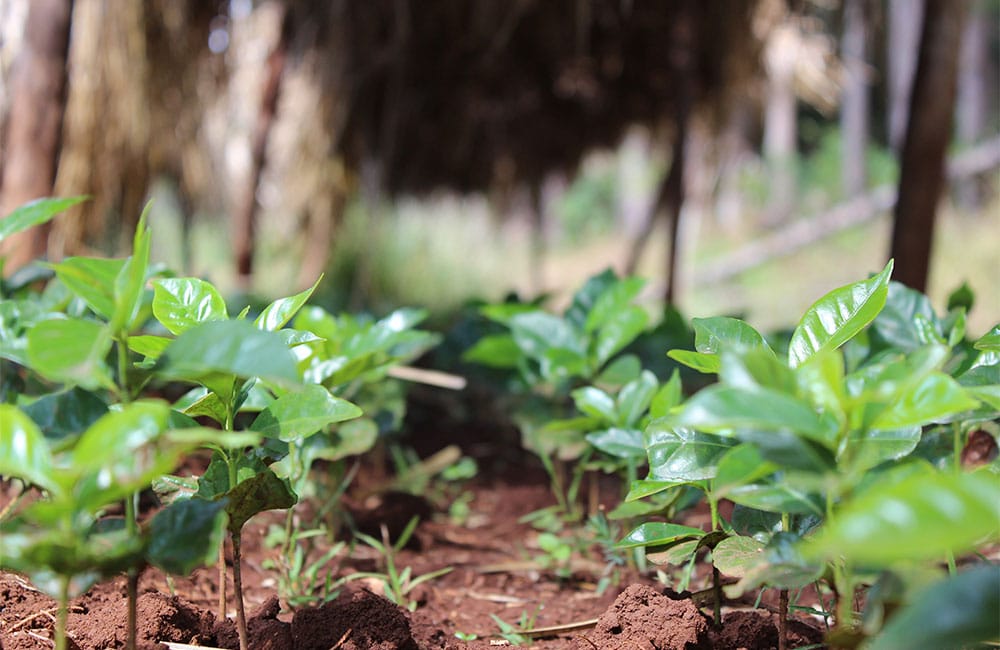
[463,269,654,516]
[620,260,1000,648]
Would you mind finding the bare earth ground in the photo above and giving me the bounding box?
[0,468,825,650]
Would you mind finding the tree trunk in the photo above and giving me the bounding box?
[886,0,923,153]
[840,0,869,198]
[232,3,290,291]
[889,0,969,292]
[0,0,73,273]
[955,0,989,208]
[763,24,797,225]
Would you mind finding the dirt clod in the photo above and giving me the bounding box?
[290,587,418,650]
[576,583,709,650]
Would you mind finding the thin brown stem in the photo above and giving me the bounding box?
[231,531,249,650]
[217,542,227,621]
[712,566,723,629]
[778,588,789,650]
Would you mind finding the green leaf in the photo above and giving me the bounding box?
[719,346,796,394]
[676,385,831,443]
[510,312,584,359]
[974,325,1000,352]
[617,522,705,549]
[872,282,940,351]
[871,373,980,429]
[796,349,847,425]
[462,333,521,368]
[625,479,687,501]
[586,427,645,460]
[250,384,361,442]
[127,334,172,360]
[565,268,617,330]
[667,349,720,374]
[148,498,228,575]
[110,203,152,334]
[572,386,617,422]
[804,469,1000,565]
[712,535,765,578]
[866,564,1000,650]
[152,278,228,336]
[223,466,296,532]
[297,417,379,464]
[692,317,771,354]
[713,444,779,498]
[732,532,823,593]
[71,401,170,474]
[846,427,921,473]
[255,275,322,332]
[645,422,734,481]
[649,369,682,418]
[49,257,124,320]
[0,196,87,242]
[584,276,646,333]
[180,390,228,424]
[789,259,893,367]
[617,370,658,427]
[0,405,59,495]
[21,388,109,444]
[156,319,300,387]
[594,306,648,366]
[26,317,113,390]
[594,354,642,388]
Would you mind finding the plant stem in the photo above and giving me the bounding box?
[231,530,250,650]
[708,492,720,531]
[712,566,723,629]
[55,576,70,650]
[125,493,138,650]
[834,563,854,633]
[778,588,789,650]
[217,542,227,621]
[953,423,963,473]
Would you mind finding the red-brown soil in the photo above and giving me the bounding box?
[0,470,825,650]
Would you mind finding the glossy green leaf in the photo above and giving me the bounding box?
[156,319,300,386]
[871,373,979,429]
[463,333,520,367]
[796,349,847,425]
[250,384,361,442]
[539,347,589,384]
[676,385,830,442]
[572,386,617,422]
[872,281,940,351]
[49,257,124,320]
[692,317,771,355]
[974,325,1000,352]
[152,278,228,335]
[255,275,322,332]
[223,466,296,531]
[732,532,823,593]
[712,535,765,578]
[586,427,645,460]
[805,469,1000,564]
[26,317,113,389]
[719,346,796,394]
[646,422,734,481]
[789,259,893,367]
[713,444,779,498]
[21,388,108,444]
[646,538,700,566]
[301,417,379,462]
[725,480,825,516]
[0,196,87,242]
[617,522,706,549]
[0,405,59,495]
[736,429,836,472]
[667,349,720,374]
[584,276,646,333]
[510,312,584,359]
[110,204,152,334]
[180,390,228,424]
[846,427,921,472]
[148,498,228,575]
[71,401,171,479]
[564,268,616,330]
[625,479,687,501]
[649,369,682,418]
[127,334,172,360]
[595,354,642,388]
[866,564,1000,650]
[594,306,648,366]
[617,370,658,427]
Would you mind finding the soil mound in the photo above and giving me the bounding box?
[576,583,709,650]
[290,587,418,650]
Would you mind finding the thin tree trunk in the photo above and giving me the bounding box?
[763,24,797,226]
[955,0,989,208]
[840,0,869,198]
[0,0,73,273]
[232,4,290,290]
[890,0,969,292]
[887,0,923,153]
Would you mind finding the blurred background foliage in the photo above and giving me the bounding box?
[0,0,997,333]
